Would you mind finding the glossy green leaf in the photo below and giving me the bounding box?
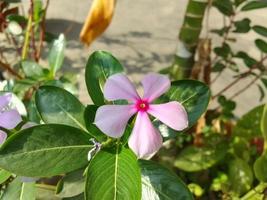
[0,169,11,184]
[253,25,267,37]
[21,60,44,78]
[1,177,36,200]
[241,1,267,11]
[56,169,85,198]
[233,18,251,33]
[85,51,124,105]
[0,124,92,177]
[255,39,267,53]
[254,152,267,182]
[85,146,141,200]
[49,34,66,77]
[213,0,234,16]
[158,80,210,128]
[36,86,88,132]
[228,158,253,195]
[175,141,228,172]
[233,105,264,139]
[261,104,267,140]
[139,160,193,200]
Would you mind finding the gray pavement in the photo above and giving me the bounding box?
[42,0,267,116]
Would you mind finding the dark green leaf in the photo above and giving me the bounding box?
[214,43,231,58]
[233,18,251,33]
[234,0,246,6]
[139,160,193,200]
[21,60,44,78]
[85,51,124,105]
[228,158,253,195]
[36,86,88,132]
[7,14,27,24]
[255,39,267,53]
[235,51,257,68]
[233,105,265,139]
[0,124,92,177]
[48,34,66,77]
[158,80,210,128]
[85,146,141,200]
[212,62,226,72]
[213,0,234,16]
[253,25,267,37]
[254,152,267,182]
[241,1,267,11]
[174,141,228,172]
[1,177,36,200]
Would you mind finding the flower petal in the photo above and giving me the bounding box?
[128,112,162,159]
[0,131,7,145]
[0,109,22,129]
[0,93,11,110]
[94,105,136,138]
[148,102,188,131]
[141,73,170,102]
[104,73,140,101]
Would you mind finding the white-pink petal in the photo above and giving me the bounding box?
[94,105,136,138]
[148,102,188,131]
[0,109,22,129]
[128,112,162,159]
[0,130,7,145]
[104,73,140,102]
[141,73,170,103]
[0,93,11,110]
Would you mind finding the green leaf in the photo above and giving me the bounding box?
[56,169,85,198]
[253,25,267,37]
[21,60,44,78]
[234,0,246,6]
[85,146,141,200]
[233,105,265,139]
[261,104,267,140]
[139,160,193,200]
[175,141,228,172]
[235,51,257,68]
[49,34,66,77]
[233,18,251,33]
[36,86,88,132]
[241,1,267,11]
[228,158,253,195]
[255,39,267,53]
[261,78,267,88]
[213,0,234,16]
[85,51,124,105]
[158,80,210,128]
[0,169,11,184]
[254,152,267,182]
[212,62,226,72]
[0,124,92,177]
[214,43,231,58]
[1,177,36,200]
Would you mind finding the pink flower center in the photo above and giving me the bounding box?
[135,99,149,112]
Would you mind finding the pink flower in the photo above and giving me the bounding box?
[0,93,22,144]
[94,73,188,158]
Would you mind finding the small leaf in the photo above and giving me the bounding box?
[241,1,267,11]
[214,43,231,58]
[1,177,36,200]
[255,39,267,53]
[253,25,267,37]
[228,158,253,195]
[36,86,88,132]
[0,124,92,177]
[212,62,226,72]
[235,51,257,68]
[234,0,246,6]
[48,34,66,77]
[85,146,141,200]
[233,18,251,33]
[21,60,44,78]
[0,169,11,184]
[213,0,234,16]
[254,152,267,182]
[139,160,193,200]
[85,51,124,105]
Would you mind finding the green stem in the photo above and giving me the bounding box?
[21,15,32,60]
[240,182,267,200]
[171,0,208,79]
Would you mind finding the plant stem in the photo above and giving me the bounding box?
[0,59,22,79]
[240,182,267,200]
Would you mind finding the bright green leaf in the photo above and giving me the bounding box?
[85,146,141,200]
[0,124,92,177]
[85,51,124,105]
[0,169,11,184]
[139,160,193,200]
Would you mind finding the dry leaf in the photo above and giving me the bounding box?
[80,0,116,46]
